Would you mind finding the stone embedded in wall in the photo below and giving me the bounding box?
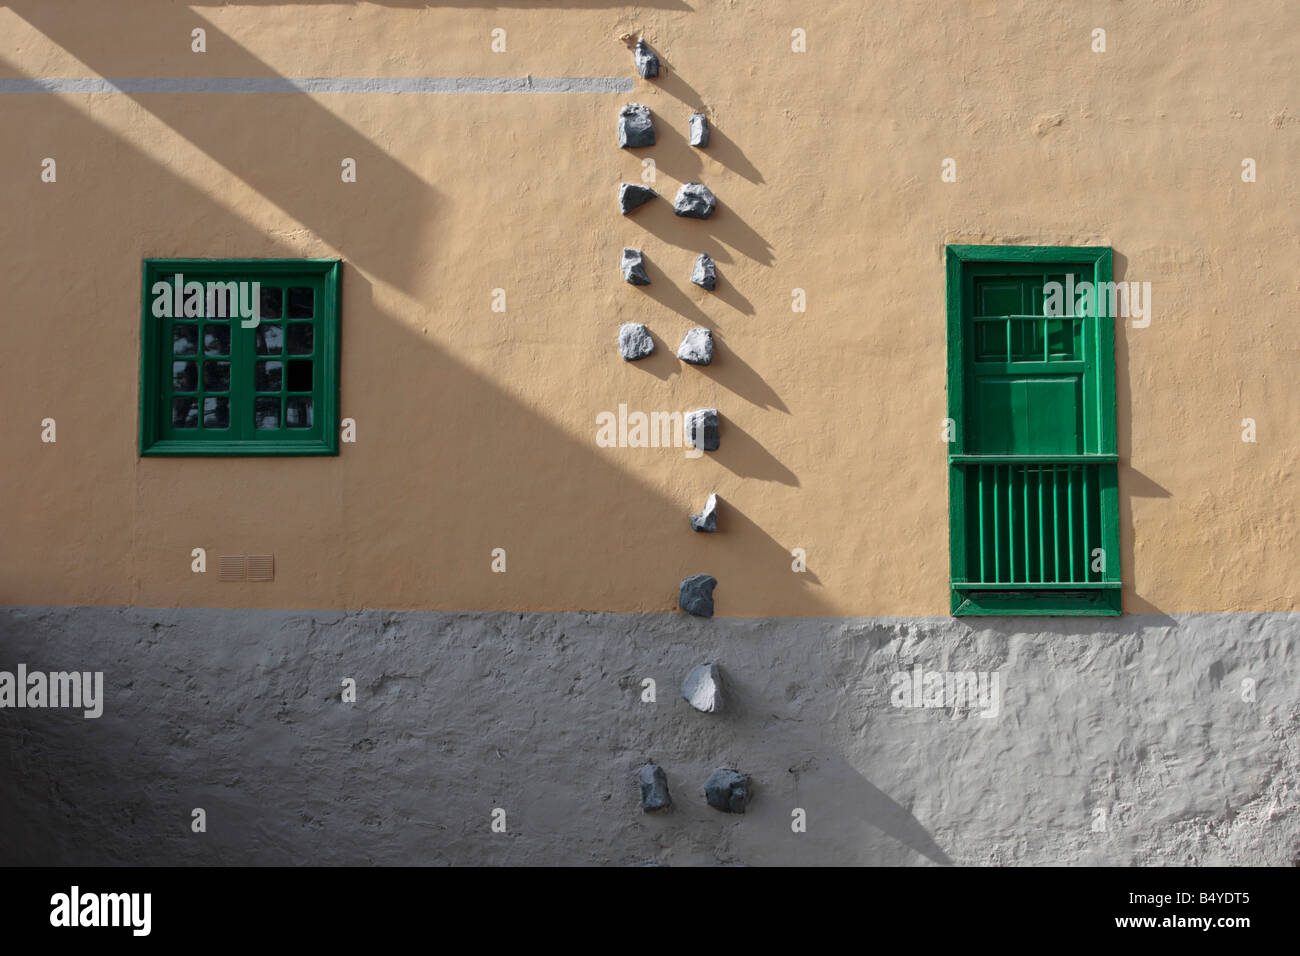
[690,253,717,291]
[621,248,651,286]
[680,661,724,712]
[690,492,718,533]
[685,408,719,451]
[619,183,658,215]
[704,769,750,813]
[618,323,655,361]
[673,182,716,219]
[689,113,710,147]
[634,39,660,79]
[678,573,717,617]
[639,764,672,812]
[677,327,713,366]
[618,103,656,148]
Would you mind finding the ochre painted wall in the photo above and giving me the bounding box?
[0,1,1296,615]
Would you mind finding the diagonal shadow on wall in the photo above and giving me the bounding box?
[0,48,815,613]
[0,3,957,868]
[185,0,696,8]
[7,1,443,294]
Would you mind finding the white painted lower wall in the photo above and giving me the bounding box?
[0,607,1295,865]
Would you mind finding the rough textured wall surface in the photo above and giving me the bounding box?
[1,607,1295,865]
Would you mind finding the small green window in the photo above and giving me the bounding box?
[139,259,341,456]
[946,245,1120,615]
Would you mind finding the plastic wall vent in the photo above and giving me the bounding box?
[246,554,275,582]
[219,555,274,582]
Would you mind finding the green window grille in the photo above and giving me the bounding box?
[139,259,341,456]
[946,245,1120,615]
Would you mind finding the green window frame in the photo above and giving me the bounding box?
[139,259,341,456]
[946,245,1121,616]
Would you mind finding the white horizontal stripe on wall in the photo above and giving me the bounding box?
[0,76,634,94]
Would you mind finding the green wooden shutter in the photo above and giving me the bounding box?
[946,246,1120,615]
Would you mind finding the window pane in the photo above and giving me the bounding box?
[975,279,1023,317]
[203,361,231,391]
[287,287,313,318]
[286,360,313,392]
[259,286,282,320]
[172,324,198,355]
[285,396,313,428]
[202,396,229,428]
[255,360,282,391]
[1046,318,1080,360]
[254,396,281,429]
[1010,319,1044,361]
[255,325,284,354]
[975,320,1006,362]
[286,323,313,354]
[204,325,230,356]
[172,361,197,392]
[171,397,198,428]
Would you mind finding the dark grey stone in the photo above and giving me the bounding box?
[618,103,655,148]
[678,573,717,617]
[705,769,750,813]
[689,492,718,533]
[685,408,719,451]
[621,248,650,286]
[619,183,657,215]
[677,327,713,366]
[634,40,660,79]
[689,113,710,147]
[673,182,716,219]
[639,764,671,812]
[690,253,717,291]
[618,323,655,361]
[680,662,723,711]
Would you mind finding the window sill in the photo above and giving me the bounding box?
[951,585,1121,616]
[140,438,338,456]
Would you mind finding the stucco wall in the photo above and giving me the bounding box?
[0,1,1295,616]
[1,606,1296,865]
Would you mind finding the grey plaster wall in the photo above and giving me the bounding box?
[0,606,1296,866]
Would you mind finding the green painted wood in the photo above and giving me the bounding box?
[952,588,1121,617]
[946,247,967,603]
[946,245,1121,615]
[949,454,1118,463]
[950,458,968,585]
[953,581,1121,590]
[945,247,965,454]
[947,245,1113,264]
[140,259,341,456]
